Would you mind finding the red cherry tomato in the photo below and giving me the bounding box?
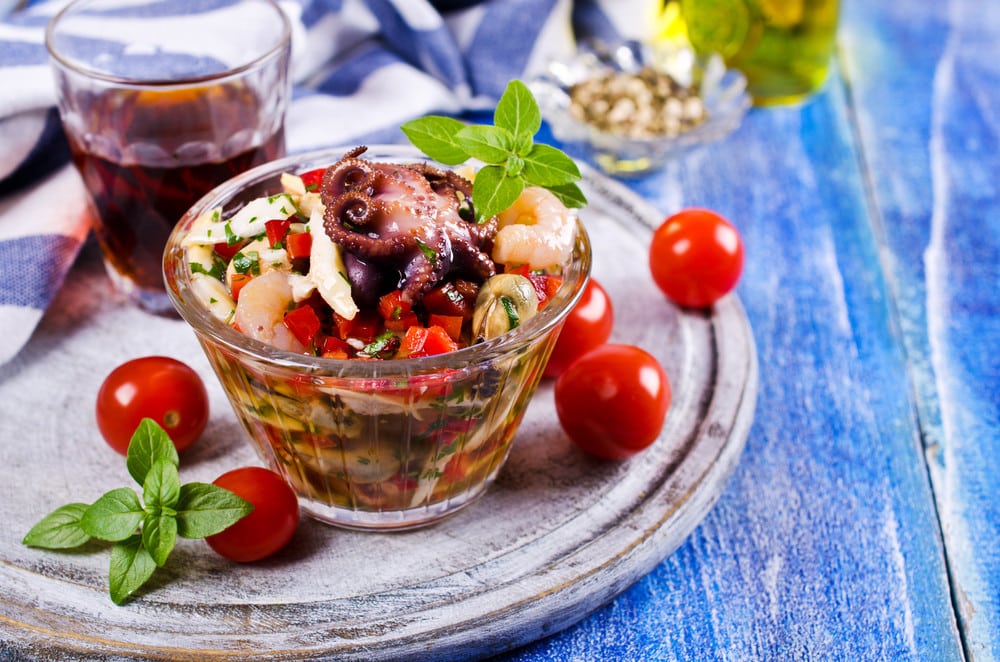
[95,356,209,455]
[649,208,744,308]
[544,278,614,378]
[554,344,671,460]
[206,467,300,563]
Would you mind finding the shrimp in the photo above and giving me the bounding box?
[232,270,306,352]
[492,186,576,270]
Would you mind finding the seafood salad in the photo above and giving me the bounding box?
[181,146,577,359]
[172,145,588,528]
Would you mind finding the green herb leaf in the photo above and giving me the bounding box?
[81,488,144,542]
[402,79,587,221]
[23,503,91,549]
[415,238,438,266]
[521,143,582,188]
[400,116,469,165]
[190,255,226,281]
[232,250,261,276]
[142,511,178,567]
[175,483,254,539]
[471,165,524,223]
[455,125,513,165]
[109,535,157,605]
[494,79,541,142]
[126,419,180,486]
[224,222,240,246]
[359,330,402,359]
[545,181,588,210]
[143,458,181,512]
[22,419,257,605]
[500,295,520,330]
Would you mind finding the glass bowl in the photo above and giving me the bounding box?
[530,40,751,176]
[163,145,592,530]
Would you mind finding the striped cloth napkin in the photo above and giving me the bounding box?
[0,0,648,366]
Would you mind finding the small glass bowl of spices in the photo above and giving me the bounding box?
[530,40,751,176]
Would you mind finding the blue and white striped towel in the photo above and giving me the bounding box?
[0,0,646,366]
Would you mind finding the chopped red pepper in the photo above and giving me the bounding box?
[265,219,292,248]
[400,324,458,358]
[399,326,429,358]
[214,239,247,261]
[283,304,322,348]
[424,325,459,355]
[285,232,312,260]
[335,310,381,344]
[423,280,475,319]
[385,312,420,332]
[320,335,352,359]
[298,167,327,192]
[378,289,413,321]
[428,313,463,341]
[230,273,253,301]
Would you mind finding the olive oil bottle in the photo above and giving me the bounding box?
[677,0,839,106]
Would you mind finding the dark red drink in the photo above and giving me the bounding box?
[66,84,285,311]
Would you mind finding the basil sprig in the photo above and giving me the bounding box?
[22,419,252,604]
[401,80,587,224]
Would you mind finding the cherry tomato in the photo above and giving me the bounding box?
[206,467,300,563]
[649,208,744,308]
[95,356,209,455]
[544,278,614,378]
[554,344,671,460]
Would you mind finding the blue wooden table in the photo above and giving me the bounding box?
[1,0,995,659]
[499,0,999,659]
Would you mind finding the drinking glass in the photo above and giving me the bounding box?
[46,0,291,314]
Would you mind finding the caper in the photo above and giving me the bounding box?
[471,274,539,341]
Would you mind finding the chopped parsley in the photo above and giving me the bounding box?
[190,255,226,281]
[232,250,261,276]
[359,331,400,359]
[500,295,520,330]
[415,238,438,267]
[224,222,240,246]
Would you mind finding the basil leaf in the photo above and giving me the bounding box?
[142,511,177,567]
[143,458,181,511]
[456,125,513,165]
[23,503,91,549]
[400,116,469,165]
[126,419,180,486]
[175,483,253,539]
[494,79,541,143]
[471,165,524,223]
[81,488,143,542]
[109,535,157,605]
[522,143,582,187]
[544,181,588,210]
[402,80,587,226]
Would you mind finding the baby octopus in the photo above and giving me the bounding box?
[320,146,498,303]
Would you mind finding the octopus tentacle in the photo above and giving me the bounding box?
[324,158,376,198]
[319,146,502,302]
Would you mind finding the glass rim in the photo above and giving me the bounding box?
[163,145,594,378]
[44,0,292,86]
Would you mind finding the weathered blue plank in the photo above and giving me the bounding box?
[500,7,965,659]
[841,0,1000,658]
